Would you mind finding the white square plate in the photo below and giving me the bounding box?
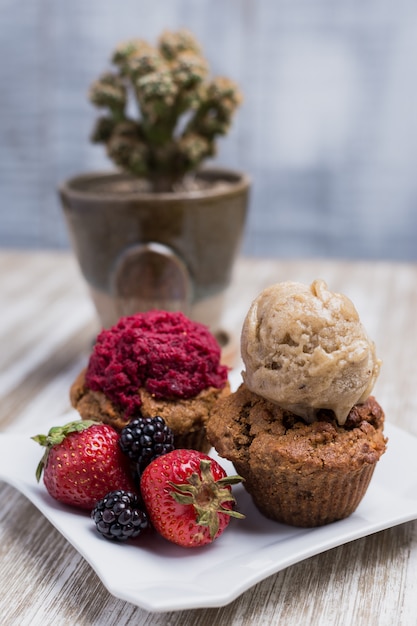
[1,412,417,612]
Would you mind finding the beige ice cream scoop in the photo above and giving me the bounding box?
[241,279,380,425]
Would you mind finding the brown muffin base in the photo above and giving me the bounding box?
[234,455,377,527]
[174,428,212,454]
[70,368,230,453]
[207,383,387,527]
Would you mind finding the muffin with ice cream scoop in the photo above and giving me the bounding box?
[207,279,387,527]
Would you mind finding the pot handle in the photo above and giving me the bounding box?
[109,242,192,319]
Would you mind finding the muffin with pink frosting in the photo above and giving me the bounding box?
[70,310,230,452]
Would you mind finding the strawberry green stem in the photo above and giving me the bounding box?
[169,458,245,538]
[32,420,97,482]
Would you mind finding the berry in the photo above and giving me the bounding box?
[119,416,175,476]
[140,449,245,548]
[32,420,137,510]
[91,490,150,541]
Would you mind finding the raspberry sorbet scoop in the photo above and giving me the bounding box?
[85,310,228,416]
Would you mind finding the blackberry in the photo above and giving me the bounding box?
[91,490,149,541]
[119,416,175,476]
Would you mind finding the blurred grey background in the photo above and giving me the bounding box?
[1,0,417,260]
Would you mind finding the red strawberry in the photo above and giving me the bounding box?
[140,449,244,548]
[32,420,136,510]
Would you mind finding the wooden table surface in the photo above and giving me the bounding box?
[1,250,417,626]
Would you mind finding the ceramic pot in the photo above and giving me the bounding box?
[59,168,250,335]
